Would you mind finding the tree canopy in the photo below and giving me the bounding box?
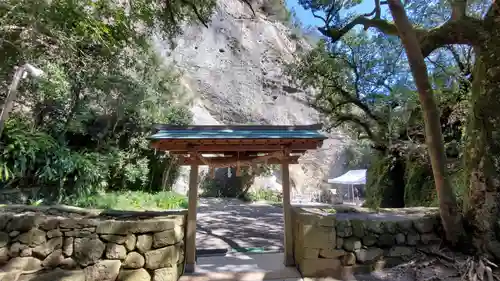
[0,0,220,203]
[292,0,500,262]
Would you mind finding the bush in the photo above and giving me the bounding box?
[70,190,188,211]
[200,165,275,199]
[260,0,292,24]
[246,189,281,203]
[0,111,189,203]
[365,150,467,209]
[364,153,405,208]
[200,167,255,198]
[404,157,435,207]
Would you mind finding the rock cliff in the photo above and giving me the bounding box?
[156,0,350,195]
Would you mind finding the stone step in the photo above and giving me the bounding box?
[182,252,303,281]
[179,271,303,281]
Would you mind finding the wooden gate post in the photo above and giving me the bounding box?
[185,164,199,273]
[281,162,294,266]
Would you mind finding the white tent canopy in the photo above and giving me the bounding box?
[328,169,367,185]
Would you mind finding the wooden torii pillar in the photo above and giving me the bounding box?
[281,156,294,266]
[183,151,297,272]
[185,163,198,273]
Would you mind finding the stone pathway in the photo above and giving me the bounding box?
[195,198,437,253]
[180,252,303,281]
[196,198,284,252]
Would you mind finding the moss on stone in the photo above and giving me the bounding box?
[365,151,466,208]
[364,154,405,208]
[403,157,435,207]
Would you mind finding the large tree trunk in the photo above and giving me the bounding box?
[463,37,500,259]
[387,0,465,245]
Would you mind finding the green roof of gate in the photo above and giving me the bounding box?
[149,124,328,140]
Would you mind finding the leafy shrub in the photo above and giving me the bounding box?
[246,189,281,203]
[0,0,199,205]
[365,150,467,209]
[260,0,292,24]
[200,168,255,198]
[71,190,188,211]
[404,156,435,207]
[0,113,189,204]
[364,153,405,208]
[0,119,110,201]
[200,165,275,199]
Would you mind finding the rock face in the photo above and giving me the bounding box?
[292,206,442,278]
[73,237,106,266]
[118,268,151,281]
[157,0,348,195]
[0,206,186,281]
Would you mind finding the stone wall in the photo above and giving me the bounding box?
[0,205,187,281]
[291,206,442,278]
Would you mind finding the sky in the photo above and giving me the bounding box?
[284,0,376,28]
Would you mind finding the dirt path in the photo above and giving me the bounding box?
[196,198,284,252]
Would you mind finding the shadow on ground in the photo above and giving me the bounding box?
[196,198,284,251]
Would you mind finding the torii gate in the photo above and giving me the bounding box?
[149,124,327,272]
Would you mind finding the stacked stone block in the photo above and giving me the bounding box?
[0,206,186,281]
[292,207,441,278]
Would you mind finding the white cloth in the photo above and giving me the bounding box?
[327,169,367,185]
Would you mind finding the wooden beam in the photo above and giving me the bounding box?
[153,123,324,131]
[281,161,294,266]
[176,155,300,165]
[153,138,322,146]
[185,164,198,273]
[168,150,308,155]
[152,143,321,153]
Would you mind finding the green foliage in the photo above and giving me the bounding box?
[287,8,322,46]
[261,0,292,24]
[448,165,468,210]
[404,156,435,207]
[201,165,275,199]
[287,34,414,150]
[365,150,468,208]
[71,190,188,211]
[289,3,474,208]
[246,189,281,203]
[0,0,209,204]
[324,208,337,214]
[258,1,321,47]
[0,119,109,201]
[364,154,392,208]
[343,140,372,170]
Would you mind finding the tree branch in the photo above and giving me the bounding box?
[419,17,485,56]
[446,46,466,73]
[330,113,386,150]
[180,0,209,28]
[484,0,499,27]
[320,13,485,58]
[343,44,363,99]
[318,47,388,127]
[333,85,387,127]
[239,0,256,17]
[311,81,386,130]
[319,16,399,43]
[165,1,179,28]
[373,0,383,19]
[451,0,467,20]
[312,65,387,128]
[324,3,338,26]
[312,11,327,24]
